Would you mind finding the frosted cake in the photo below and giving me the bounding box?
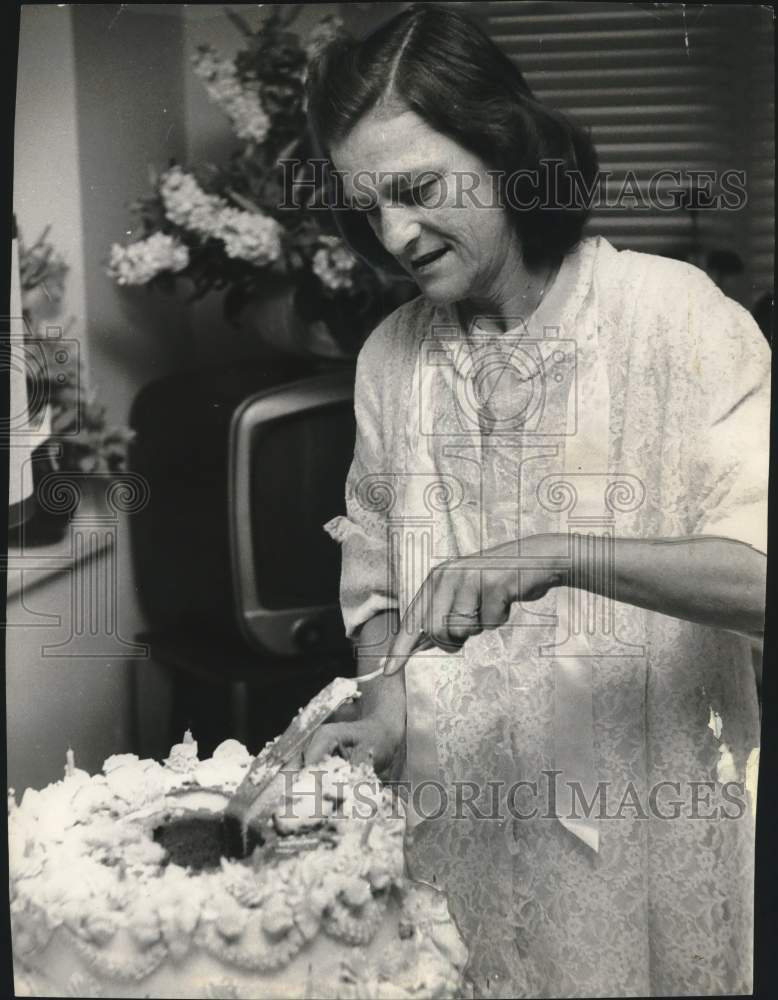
[9,734,468,998]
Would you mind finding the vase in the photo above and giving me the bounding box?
[8,443,71,546]
[237,281,356,363]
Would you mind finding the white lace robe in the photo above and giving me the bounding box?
[332,236,769,997]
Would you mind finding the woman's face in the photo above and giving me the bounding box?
[330,107,523,307]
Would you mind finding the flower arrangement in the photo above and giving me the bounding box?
[19,226,134,474]
[107,6,412,357]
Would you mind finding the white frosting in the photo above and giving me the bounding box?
[212,739,253,764]
[10,734,468,999]
[296,677,360,730]
[163,735,199,774]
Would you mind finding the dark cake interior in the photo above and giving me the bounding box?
[152,809,290,869]
[153,813,227,871]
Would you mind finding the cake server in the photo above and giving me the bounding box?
[223,666,383,858]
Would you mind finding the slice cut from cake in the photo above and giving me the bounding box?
[223,676,362,859]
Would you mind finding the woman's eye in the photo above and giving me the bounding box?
[415,180,439,206]
[396,179,439,208]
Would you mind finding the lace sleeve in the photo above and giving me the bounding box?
[325,333,399,638]
[683,273,771,554]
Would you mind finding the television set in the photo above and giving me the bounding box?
[129,360,357,664]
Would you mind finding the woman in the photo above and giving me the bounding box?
[305,6,769,996]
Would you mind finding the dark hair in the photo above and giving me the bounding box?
[305,3,599,274]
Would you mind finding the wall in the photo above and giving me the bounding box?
[13,5,87,348]
[70,4,192,425]
[7,4,194,790]
[7,3,350,791]
[5,512,150,791]
[15,5,195,428]
[179,4,340,362]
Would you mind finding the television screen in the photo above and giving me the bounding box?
[250,402,356,610]
[230,369,359,658]
[129,362,358,659]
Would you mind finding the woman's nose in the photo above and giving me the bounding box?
[376,205,421,258]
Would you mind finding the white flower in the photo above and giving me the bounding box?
[160,166,227,233]
[214,207,282,265]
[192,46,270,144]
[312,236,357,291]
[108,232,189,286]
[305,16,345,62]
[157,167,281,268]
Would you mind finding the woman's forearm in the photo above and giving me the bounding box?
[555,533,767,639]
[379,534,766,677]
[354,610,406,728]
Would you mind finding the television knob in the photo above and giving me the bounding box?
[291,616,325,650]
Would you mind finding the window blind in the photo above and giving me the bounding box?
[486,1,774,299]
[744,9,774,298]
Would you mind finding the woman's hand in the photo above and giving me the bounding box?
[303,714,405,780]
[382,533,768,678]
[305,610,407,778]
[383,534,566,675]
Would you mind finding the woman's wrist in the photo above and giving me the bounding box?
[500,532,568,600]
[359,672,406,734]
[354,610,406,735]
[516,532,767,636]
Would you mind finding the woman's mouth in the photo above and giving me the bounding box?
[411,247,449,271]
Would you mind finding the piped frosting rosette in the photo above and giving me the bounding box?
[9,737,469,999]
